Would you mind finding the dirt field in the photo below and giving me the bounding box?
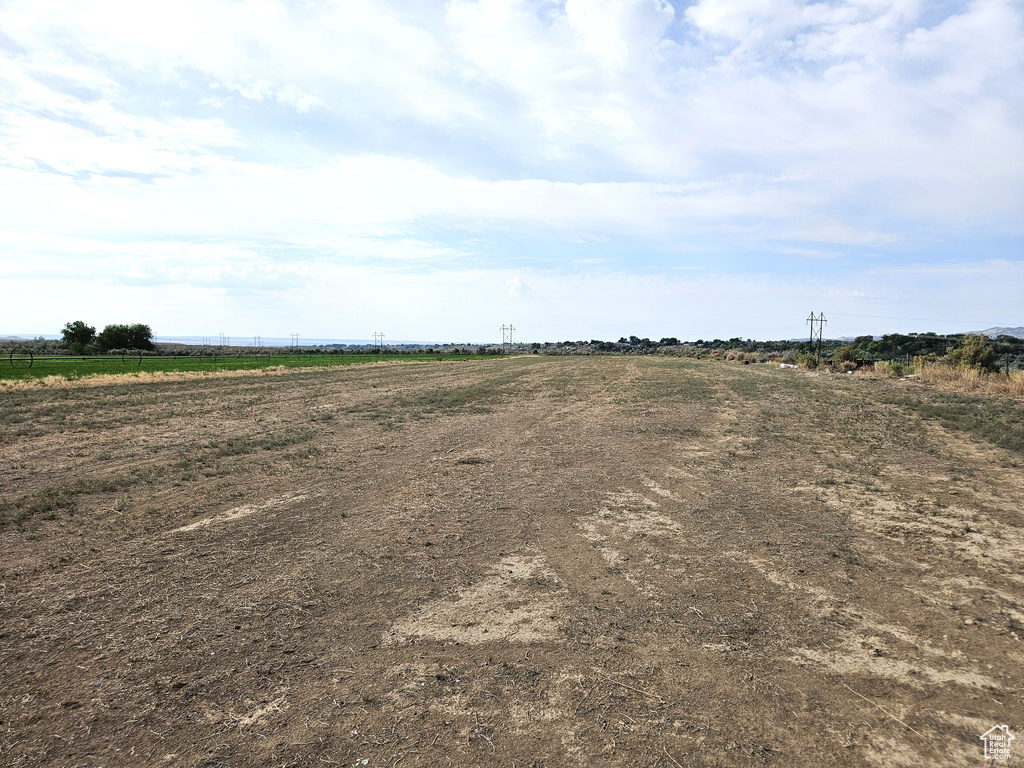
[1,356,1022,767]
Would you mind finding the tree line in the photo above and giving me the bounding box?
[3,323,1018,371]
[61,321,154,354]
[533,332,1022,372]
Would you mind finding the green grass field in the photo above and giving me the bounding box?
[0,351,501,381]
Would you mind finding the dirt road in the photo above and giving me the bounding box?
[2,357,1021,766]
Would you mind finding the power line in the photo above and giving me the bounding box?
[828,313,1013,327]
[807,311,826,362]
[500,323,515,351]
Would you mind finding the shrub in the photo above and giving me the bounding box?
[947,334,998,372]
[873,360,905,377]
[798,353,819,370]
[834,344,858,363]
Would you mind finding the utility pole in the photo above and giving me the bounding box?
[373,332,385,350]
[291,333,299,349]
[501,323,515,352]
[806,312,827,363]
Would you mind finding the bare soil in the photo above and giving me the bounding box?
[1,356,1022,767]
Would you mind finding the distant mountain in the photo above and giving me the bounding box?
[786,336,873,342]
[976,327,1024,339]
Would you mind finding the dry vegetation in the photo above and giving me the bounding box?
[1,357,1022,767]
[915,363,1024,398]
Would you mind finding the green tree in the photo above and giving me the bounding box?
[946,334,998,372]
[96,323,154,353]
[834,344,858,363]
[61,321,96,354]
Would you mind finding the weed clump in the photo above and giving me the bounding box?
[798,353,819,370]
[872,360,906,377]
[1,486,77,527]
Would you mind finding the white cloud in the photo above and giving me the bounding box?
[779,247,845,259]
[0,149,878,250]
[1,0,1019,222]
[4,190,1019,340]
[1,0,472,126]
[507,276,532,296]
[0,0,1020,339]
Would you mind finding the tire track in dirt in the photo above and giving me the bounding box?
[620,362,1024,767]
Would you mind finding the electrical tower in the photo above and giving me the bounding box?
[807,312,827,362]
[500,323,515,352]
[291,333,300,349]
[373,332,385,350]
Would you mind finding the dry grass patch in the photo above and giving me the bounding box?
[916,363,1024,397]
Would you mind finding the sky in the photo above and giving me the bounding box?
[1,0,1022,343]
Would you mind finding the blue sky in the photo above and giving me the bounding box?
[1,0,1021,343]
